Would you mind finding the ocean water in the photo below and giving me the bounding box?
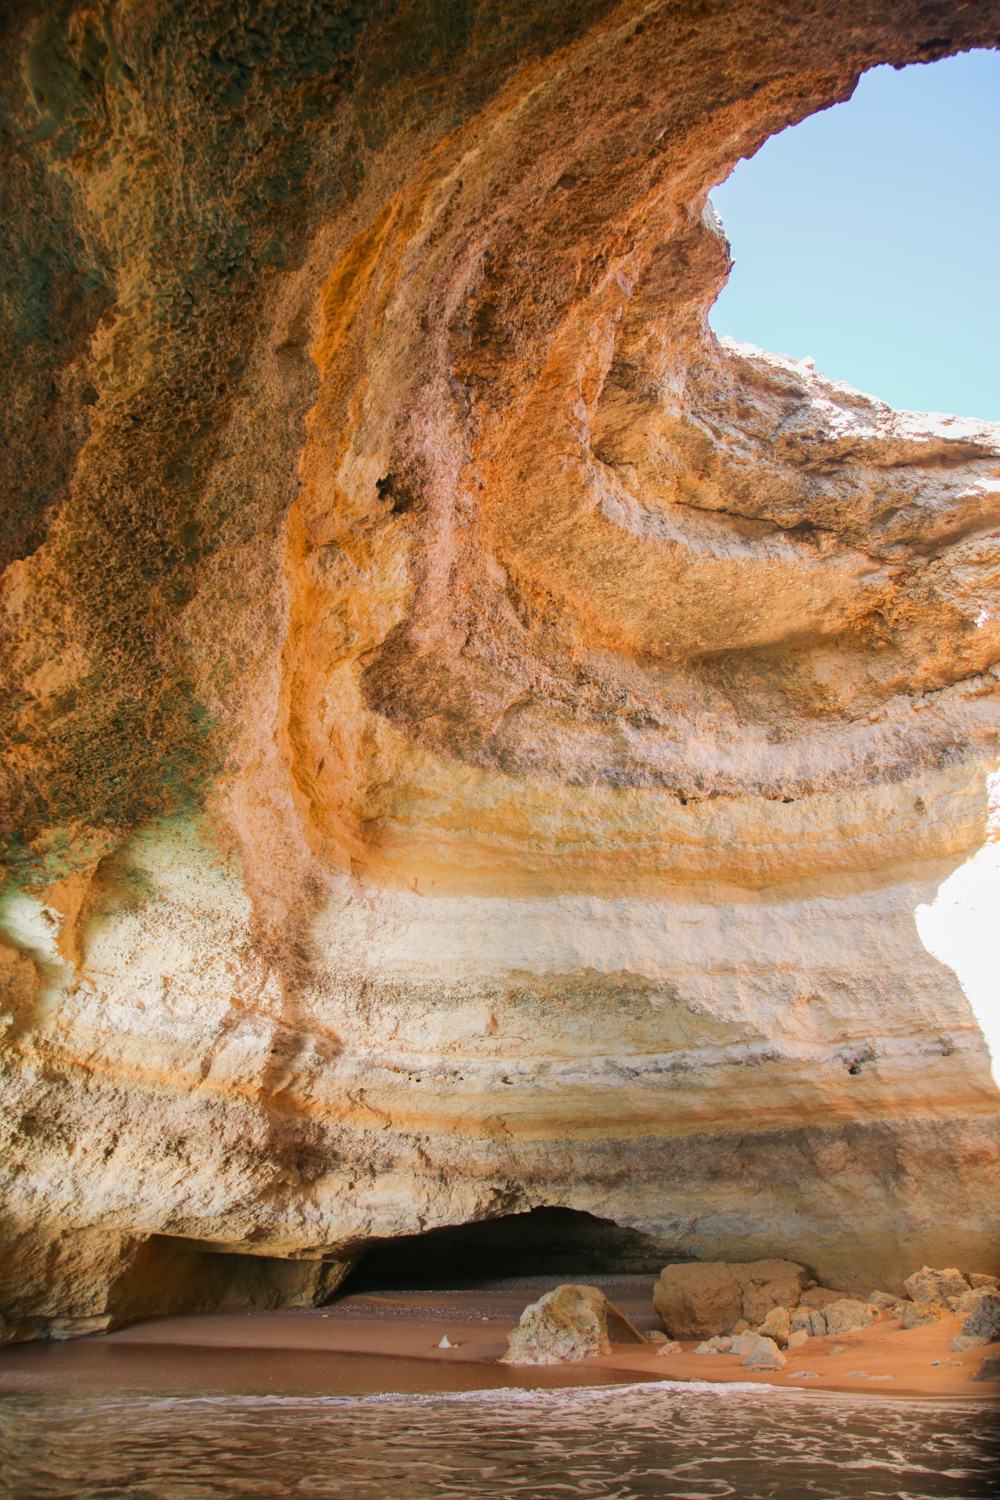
[2,1381,998,1500]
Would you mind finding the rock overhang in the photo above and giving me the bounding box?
[1,0,999,1341]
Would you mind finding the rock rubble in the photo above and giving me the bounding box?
[657,1258,1000,1373]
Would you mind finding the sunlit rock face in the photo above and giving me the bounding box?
[2,0,1000,1342]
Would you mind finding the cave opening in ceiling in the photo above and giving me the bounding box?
[3,0,1000,1369]
[709,50,1000,422]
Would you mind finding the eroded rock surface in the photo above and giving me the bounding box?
[963,1293,1000,1342]
[823,1299,876,1336]
[738,1333,786,1371]
[973,1351,1000,1382]
[903,1266,971,1306]
[900,1302,947,1331]
[501,1284,646,1364]
[654,1259,808,1338]
[2,0,1000,1339]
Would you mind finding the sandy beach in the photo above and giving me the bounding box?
[4,1279,995,1403]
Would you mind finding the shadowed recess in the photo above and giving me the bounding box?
[340,1208,685,1292]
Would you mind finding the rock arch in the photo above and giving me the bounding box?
[1,0,999,1339]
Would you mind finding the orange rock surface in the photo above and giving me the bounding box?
[1,0,999,1340]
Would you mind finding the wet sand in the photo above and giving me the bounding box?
[2,1278,997,1402]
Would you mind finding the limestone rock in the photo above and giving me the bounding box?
[900,1302,947,1330]
[653,1263,743,1339]
[695,1335,734,1354]
[953,1286,991,1317]
[740,1335,786,1371]
[500,1284,646,1365]
[951,1335,989,1352]
[655,1340,683,1357]
[791,1308,828,1338]
[741,1271,807,1329]
[2,0,1000,1342]
[787,1328,809,1350]
[799,1288,845,1312]
[969,1274,1000,1292]
[824,1299,876,1335]
[962,1292,1000,1341]
[971,1352,1000,1382]
[654,1260,805,1339]
[868,1291,899,1311]
[902,1267,970,1308]
[756,1306,791,1345]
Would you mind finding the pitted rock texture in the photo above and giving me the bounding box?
[2,0,1000,1341]
[501,1283,646,1364]
[654,1258,808,1339]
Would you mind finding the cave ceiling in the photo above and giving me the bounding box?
[1,0,999,1341]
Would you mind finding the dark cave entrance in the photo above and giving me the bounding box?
[337,1206,678,1295]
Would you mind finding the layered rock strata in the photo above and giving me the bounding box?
[2,0,1000,1341]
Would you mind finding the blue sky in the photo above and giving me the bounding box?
[709,50,1000,423]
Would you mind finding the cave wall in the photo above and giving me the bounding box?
[2,0,1000,1341]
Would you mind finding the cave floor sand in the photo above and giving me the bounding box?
[1,1282,997,1402]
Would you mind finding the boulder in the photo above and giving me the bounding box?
[740,1335,786,1371]
[787,1328,809,1349]
[646,1329,670,1344]
[902,1267,969,1308]
[953,1286,991,1317]
[735,1262,808,1327]
[653,1259,806,1339]
[732,1259,808,1290]
[757,1306,791,1345]
[798,1287,845,1312]
[500,1284,646,1365]
[868,1291,899,1311]
[971,1352,1000,1382]
[790,1307,827,1338]
[695,1335,733,1354]
[969,1274,1000,1291]
[900,1301,946,1330]
[655,1340,683,1357]
[824,1299,876,1335]
[653,1262,742,1339]
[962,1292,1000,1342]
[951,1335,989,1353]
